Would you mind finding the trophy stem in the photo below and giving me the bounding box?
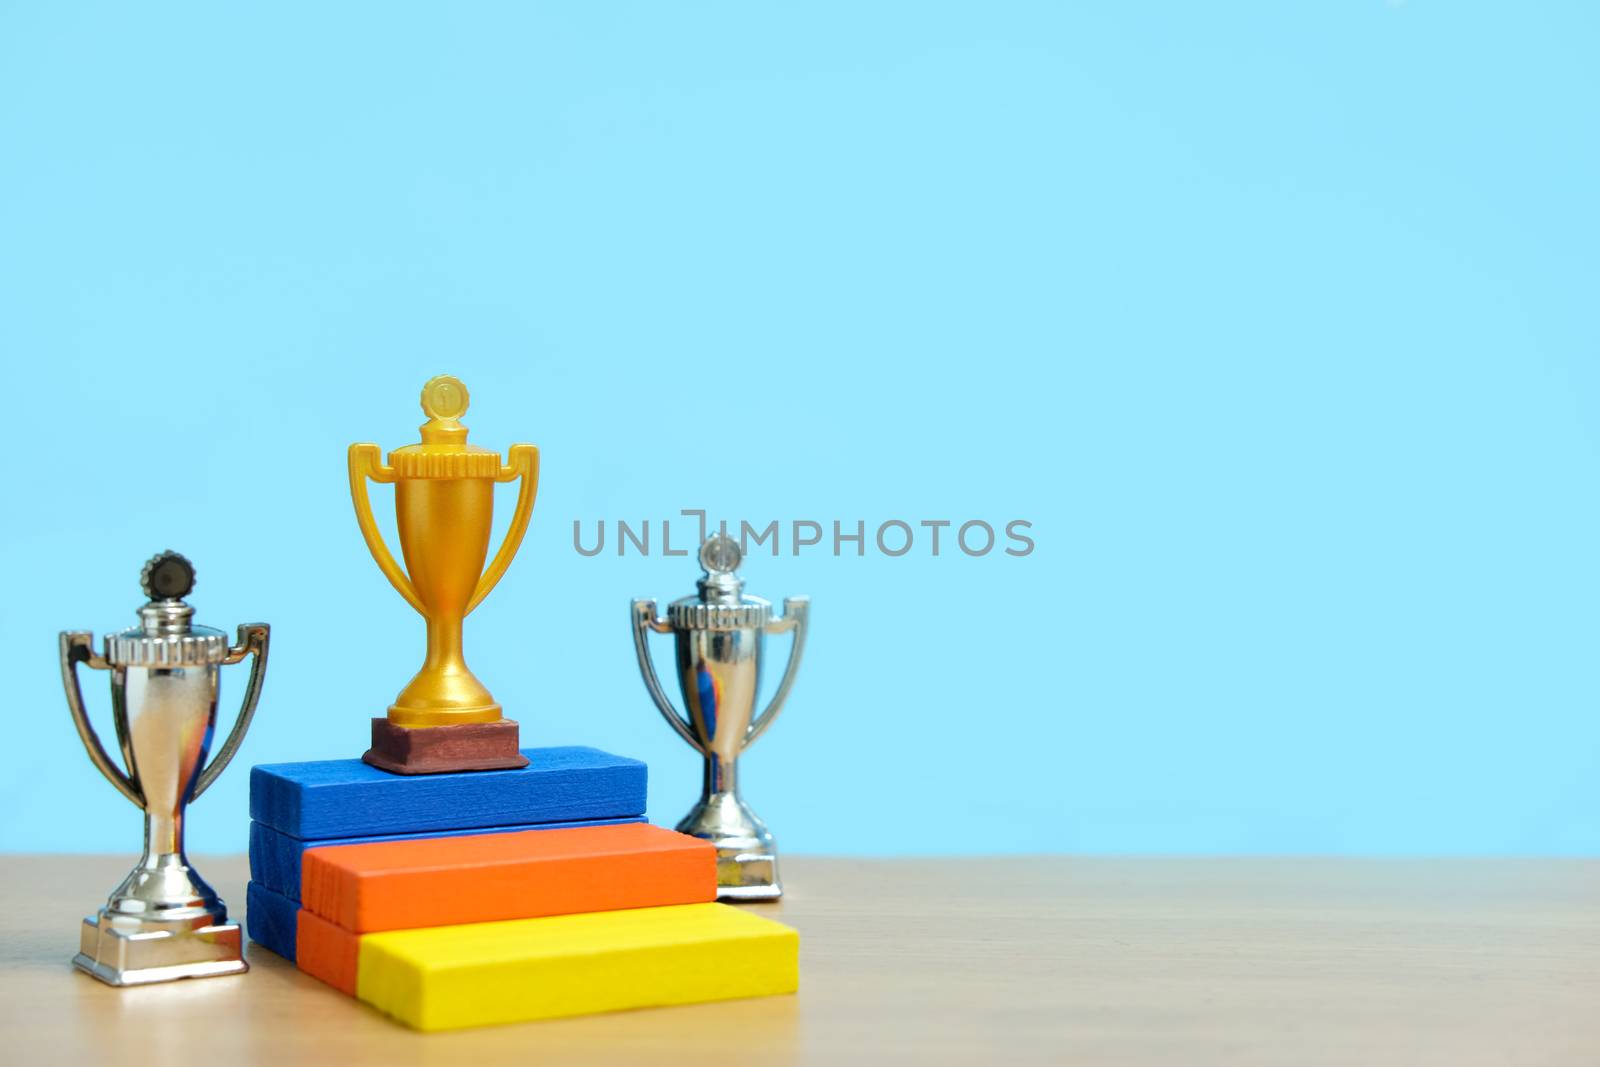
[424,615,465,669]
[141,809,185,867]
[108,803,222,919]
[387,612,505,727]
[372,600,525,771]
[703,752,740,797]
[680,754,781,902]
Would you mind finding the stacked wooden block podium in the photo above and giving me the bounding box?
[246,746,798,1030]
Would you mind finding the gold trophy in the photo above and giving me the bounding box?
[349,375,539,774]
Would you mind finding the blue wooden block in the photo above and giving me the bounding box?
[249,746,646,839]
[248,815,649,902]
[246,880,299,963]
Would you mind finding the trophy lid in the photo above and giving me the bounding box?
[667,535,772,631]
[105,551,229,667]
[387,375,502,479]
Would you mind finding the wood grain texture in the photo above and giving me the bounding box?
[248,815,647,901]
[302,823,716,932]
[296,910,361,996]
[248,746,646,838]
[248,882,366,996]
[357,903,798,1031]
[4,855,1599,1065]
[245,881,299,962]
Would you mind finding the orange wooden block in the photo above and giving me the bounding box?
[296,910,362,996]
[300,822,717,933]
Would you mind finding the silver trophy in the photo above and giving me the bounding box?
[632,534,809,900]
[59,551,270,986]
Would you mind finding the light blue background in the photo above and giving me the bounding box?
[1,2,1595,855]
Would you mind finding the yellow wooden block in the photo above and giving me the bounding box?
[356,902,799,1031]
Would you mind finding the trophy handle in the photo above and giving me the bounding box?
[466,443,540,615]
[348,442,426,615]
[59,631,144,808]
[631,600,704,753]
[746,596,810,748]
[193,622,271,800]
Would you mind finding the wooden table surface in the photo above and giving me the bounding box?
[1,854,1596,1065]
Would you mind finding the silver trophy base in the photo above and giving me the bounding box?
[711,851,783,901]
[74,912,248,987]
[676,791,783,901]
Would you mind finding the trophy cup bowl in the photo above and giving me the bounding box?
[390,474,500,721]
[349,375,539,774]
[633,535,809,900]
[60,551,270,986]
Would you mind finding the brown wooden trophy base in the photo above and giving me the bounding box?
[362,717,530,775]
